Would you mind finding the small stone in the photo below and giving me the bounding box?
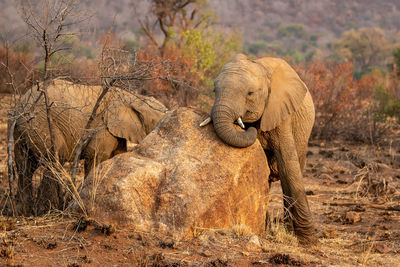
[352,205,366,212]
[335,160,358,174]
[374,243,391,254]
[319,150,334,158]
[344,211,361,224]
[241,251,250,256]
[200,250,213,257]
[322,228,337,238]
[320,174,333,180]
[246,235,262,252]
[320,166,331,174]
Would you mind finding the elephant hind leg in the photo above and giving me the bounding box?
[265,149,279,182]
[15,142,39,216]
[35,168,63,215]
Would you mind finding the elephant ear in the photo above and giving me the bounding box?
[129,95,167,134]
[258,58,308,131]
[104,99,146,143]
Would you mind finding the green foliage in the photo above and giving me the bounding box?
[180,27,241,84]
[277,24,309,39]
[334,27,392,73]
[374,86,400,121]
[354,66,386,80]
[35,52,74,72]
[206,30,241,75]
[245,23,317,63]
[72,44,95,59]
[394,47,400,77]
[122,39,141,52]
[12,43,31,54]
[246,41,271,56]
[181,29,215,75]
[287,49,304,64]
[55,35,95,59]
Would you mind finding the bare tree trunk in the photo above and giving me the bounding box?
[7,119,16,200]
[70,78,116,183]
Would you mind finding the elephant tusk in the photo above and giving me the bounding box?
[237,117,245,129]
[199,117,212,127]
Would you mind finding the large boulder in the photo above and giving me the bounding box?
[78,107,270,239]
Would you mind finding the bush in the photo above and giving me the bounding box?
[374,86,400,121]
[135,46,201,108]
[394,47,400,77]
[373,70,400,122]
[0,46,35,94]
[295,61,388,143]
[277,24,309,39]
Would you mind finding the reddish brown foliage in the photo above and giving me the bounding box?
[295,61,385,142]
[136,46,200,108]
[0,47,35,94]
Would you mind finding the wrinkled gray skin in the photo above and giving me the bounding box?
[13,79,167,215]
[209,54,315,243]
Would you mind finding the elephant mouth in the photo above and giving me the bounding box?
[200,103,259,148]
[242,110,260,123]
[240,120,259,131]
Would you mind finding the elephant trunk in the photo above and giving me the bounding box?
[211,102,257,148]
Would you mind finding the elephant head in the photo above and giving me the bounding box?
[206,54,307,148]
[104,91,167,144]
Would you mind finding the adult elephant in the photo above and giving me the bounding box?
[200,54,315,243]
[12,79,167,215]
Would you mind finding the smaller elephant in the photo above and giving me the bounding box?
[12,79,167,215]
[201,54,315,243]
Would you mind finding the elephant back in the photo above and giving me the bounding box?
[15,79,106,161]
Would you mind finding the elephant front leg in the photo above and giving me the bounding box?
[270,122,315,244]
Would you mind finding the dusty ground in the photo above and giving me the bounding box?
[0,94,400,266]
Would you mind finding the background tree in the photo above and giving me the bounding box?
[137,0,212,56]
[134,0,240,107]
[334,27,392,76]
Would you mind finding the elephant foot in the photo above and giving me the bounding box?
[35,174,65,215]
[283,208,317,246]
[293,223,318,246]
[296,232,319,246]
[16,190,34,216]
[16,199,34,216]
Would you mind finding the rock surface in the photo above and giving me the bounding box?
[78,108,270,239]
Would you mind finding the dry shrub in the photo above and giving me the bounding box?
[354,163,396,201]
[295,61,389,143]
[135,46,200,108]
[50,58,100,86]
[0,46,36,94]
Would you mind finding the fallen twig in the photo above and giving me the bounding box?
[325,201,400,211]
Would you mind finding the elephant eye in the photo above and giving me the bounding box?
[248,91,254,96]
